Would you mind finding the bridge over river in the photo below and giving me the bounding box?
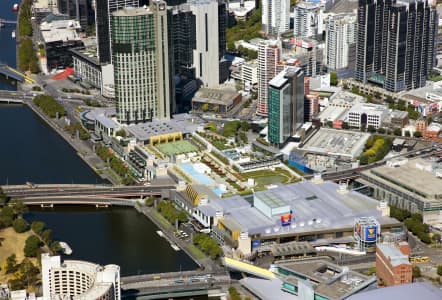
[1,183,176,205]
[121,270,230,299]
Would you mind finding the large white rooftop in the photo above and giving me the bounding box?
[217,180,399,236]
[301,128,370,159]
[40,19,81,43]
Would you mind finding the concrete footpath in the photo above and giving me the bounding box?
[135,204,220,272]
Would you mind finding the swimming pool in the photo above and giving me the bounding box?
[180,163,215,185]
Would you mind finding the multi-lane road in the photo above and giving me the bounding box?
[1,183,176,200]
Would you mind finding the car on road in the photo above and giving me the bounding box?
[174,279,185,284]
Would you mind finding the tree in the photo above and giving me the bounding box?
[393,128,402,136]
[405,131,411,137]
[12,217,29,233]
[41,229,53,245]
[201,103,209,112]
[432,233,441,243]
[4,254,17,274]
[342,122,350,130]
[325,121,333,128]
[11,200,28,215]
[413,131,422,138]
[241,121,250,131]
[18,258,40,288]
[377,128,386,134]
[145,196,155,207]
[31,221,46,236]
[115,129,127,138]
[367,125,376,133]
[412,266,421,278]
[24,235,42,257]
[227,40,235,51]
[330,72,338,86]
[437,265,442,276]
[50,241,62,253]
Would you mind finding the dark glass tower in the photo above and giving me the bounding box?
[355,0,437,92]
[95,0,139,64]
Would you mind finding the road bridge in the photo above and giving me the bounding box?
[0,97,23,104]
[0,64,24,82]
[1,183,176,203]
[121,270,230,300]
[0,19,17,25]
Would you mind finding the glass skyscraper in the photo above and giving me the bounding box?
[268,67,304,146]
[112,2,171,124]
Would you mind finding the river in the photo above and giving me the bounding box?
[0,1,207,298]
[0,0,18,91]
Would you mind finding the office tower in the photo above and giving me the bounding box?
[293,1,322,38]
[57,0,93,28]
[268,67,304,146]
[95,0,139,64]
[168,8,196,76]
[112,3,171,124]
[190,0,221,87]
[325,14,357,71]
[355,0,437,92]
[262,0,290,36]
[41,254,120,300]
[257,40,281,116]
[168,0,225,87]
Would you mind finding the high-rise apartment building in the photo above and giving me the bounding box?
[112,3,171,124]
[262,0,290,36]
[355,0,437,92]
[41,254,120,300]
[293,1,323,38]
[325,14,357,71]
[95,0,139,64]
[268,67,304,146]
[257,40,281,116]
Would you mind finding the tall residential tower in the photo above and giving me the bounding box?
[257,40,281,116]
[355,0,437,92]
[262,0,290,37]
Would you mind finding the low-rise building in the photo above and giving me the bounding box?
[70,47,114,97]
[241,62,259,86]
[192,87,242,116]
[347,282,442,300]
[347,103,389,129]
[376,242,412,287]
[360,157,442,225]
[40,19,84,71]
[415,118,428,133]
[388,110,409,129]
[423,123,442,142]
[271,260,376,300]
[229,1,256,21]
[189,179,401,255]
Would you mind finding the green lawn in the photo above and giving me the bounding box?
[242,168,299,188]
[157,140,198,156]
[186,244,207,260]
[151,209,173,230]
[254,175,287,186]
